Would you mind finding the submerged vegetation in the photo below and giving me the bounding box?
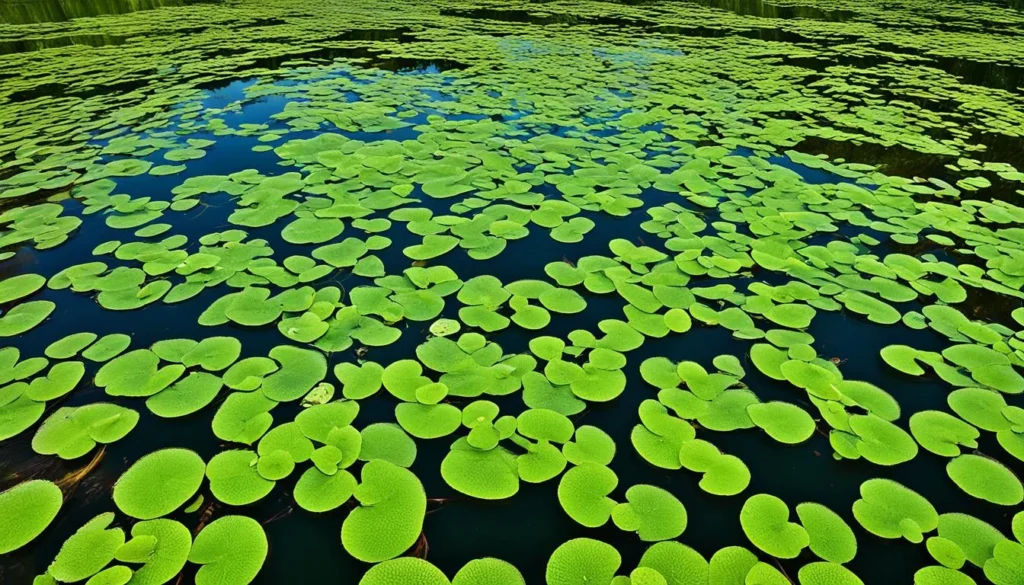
[1,0,1024,582]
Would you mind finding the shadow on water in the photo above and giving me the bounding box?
[692,0,859,21]
[330,27,420,43]
[652,23,825,44]
[440,7,656,27]
[225,48,469,77]
[796,134,1024,201]
[932,54,1024,92]
[857,41,1024,93]
[5,73,153,103]
[0,0,222,25]
[0,33,128,55]
[3,82,68,103]
[796,135,957,177]
[194,26,459,81]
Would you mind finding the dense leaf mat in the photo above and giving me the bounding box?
[1,0,1024,583]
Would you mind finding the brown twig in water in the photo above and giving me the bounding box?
[55,446,106,495]
[412,531,429,559]
[772,558,793,583]
[193,501,218,536]
[262,505,293,526]
[426,497,454,514]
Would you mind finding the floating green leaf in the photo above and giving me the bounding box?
[796,503,858,564]
[747,402,815,444]
[852,479,937,543]
[947,454,1023,506]
[48,513,124,583]
[33,403,139,459]
[546,538,621,585]
[360,558,451,585]
[611,484,687,542]
[0,479,62,554]
[189,516,267,585]
[113,448,205,519]
[342,460,426,562]
[739,494,809,559]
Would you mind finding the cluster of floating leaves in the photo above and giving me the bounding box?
[2,0,1024,583]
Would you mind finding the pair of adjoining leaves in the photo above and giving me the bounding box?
[829,414,919,466]
[360,557,524,585]
[630,400,751,497]
[512,408,575,483]
[32,403,139,459]
[544,538,796,585]
[741,494,857,564]
[0,361,88,443]
[557,463,687,542]
[881,343,1024,395]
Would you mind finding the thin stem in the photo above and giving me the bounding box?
[55,445,106,495]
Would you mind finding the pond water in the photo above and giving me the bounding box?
[1,0,1023,584]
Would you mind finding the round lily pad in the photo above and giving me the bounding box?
[113,448,206,519]
[396,403,462,439]
[852,479,937,543]
[946,454,1023,506]
[452,558,525,585]
[189,516,267,585]
[563,425,616,466]
[611,484,687,542]
[638,541,709,585]
[796,502,858,564]
[546,538,621,585]
[360,558,451,585]
[0,300,55,336]
[747,402,815,444]
[558,464,618,528]
[294,467,356,513]
[441,439,519,500]
[0,273,46,304]
[341,460,426,562]
[797,562,864,585]
[739,494,809,559]
[206,449,275,505]
[45,332,98,359]
[0,479,62,554]
[33,403,139,459]
[359,423,417,467]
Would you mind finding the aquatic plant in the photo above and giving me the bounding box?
[2,0,1024,581]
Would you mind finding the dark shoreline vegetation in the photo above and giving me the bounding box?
[1,0,1024,583]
